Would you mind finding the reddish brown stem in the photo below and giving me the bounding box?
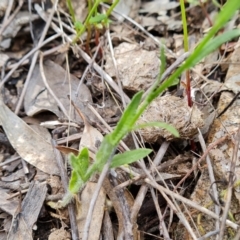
[95,28,103,59]
[199,0,213,26]
[186,70,192,107]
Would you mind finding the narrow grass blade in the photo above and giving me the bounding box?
[133,122,179,137]
[111,148,152,168]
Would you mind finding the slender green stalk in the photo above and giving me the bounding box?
[180,0,192,106]
[66,0,76,23]
[180,0,189,52]
[106,0,119,18]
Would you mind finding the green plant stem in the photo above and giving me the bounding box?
[67,0,76,23]
[153,0,240,101]
[180,0,189,52]
[73,0,102,43]
[180,0,192,107]
[106,0,119,18]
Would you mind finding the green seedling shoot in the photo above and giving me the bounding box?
[60,0,240,207]
[67,0,119,44]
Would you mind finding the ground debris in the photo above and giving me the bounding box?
[138,95,204,142]
[105,42,160,92]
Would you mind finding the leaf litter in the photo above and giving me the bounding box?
[0,0,240,239]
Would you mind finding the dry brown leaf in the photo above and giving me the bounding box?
[0,190,18,216]
[55,145,79,156]
[0,101,60,175]
[77,182,106,240]
[72,103,103,158]
[102,211,114,240]
[113,0,140,21]
[1,11,39,49]
[140,0,179,15]
[7,182,47,240]
[1,168,25,182]
[0,52,9,67]
[24,60,95,122]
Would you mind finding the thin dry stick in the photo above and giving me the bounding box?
[101,2,176,58]
[0,0,23,38]
[174,133,231,191]
[51,139,79,240]
[82,148,116,240]
[115,154,190,190]
[218,126,240,240]
[198,230,220,240]
[14,1,60,115]
[144,157,199,239]
[150,187,170,239]
[144,178,238,230]
[2,0,14,23]
[75,42,102,96]
[35,3,131,104]
[130,141,170,223]
[198,129,221,231]
[106,28,126,108]
[143,52,190,99]
[0,32,61,89]
[39,52,70,119]
[0,156,21,167]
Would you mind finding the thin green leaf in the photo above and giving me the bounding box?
[159,46,166,77]
[67,0,76,23]
[152,0,240,99]
[69,148,89,181]
[111,91,143,144]
[89,13,107,24]
[133,122,179,137]
[111,149,152,168]
[69,170,80,194]
[74,21,84,31]
[87,135,115,175]
[189,29,240,68]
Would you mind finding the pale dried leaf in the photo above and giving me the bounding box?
[113,0,140,21]
[76,107,103,157]
[224,74,240,94]
[1,168,25,182]
[0,52,9,67]
[71,0,88,23]
[0,190,18,216]
[140,0,179,15]
[77,182,106,240]
[1,12,39,49]
[0,101,60,175]
[24,60,95,122]
[7,182,47,240]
